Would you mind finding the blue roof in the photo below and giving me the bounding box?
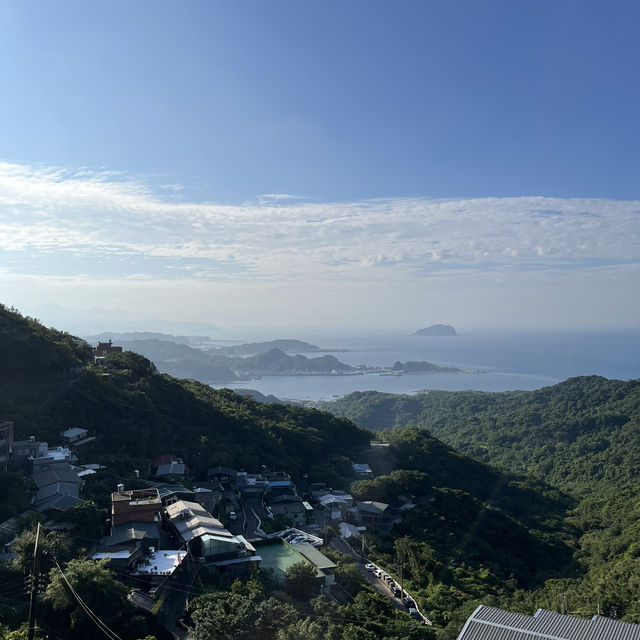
[268,480,292,488]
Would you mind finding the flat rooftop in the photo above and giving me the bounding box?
[112,488,160,503]
[255,540,314,581]
[132,550,185,576]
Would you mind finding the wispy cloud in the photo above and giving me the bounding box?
[257,193,307,202]
[0,161,639,288]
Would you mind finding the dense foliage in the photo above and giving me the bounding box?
[0,304,92,430]
[43,557,149,639]
[325,379,640,627]
[348,427,578,637]
[323,378,640,496]
[3,339,370,481]
[188,564,437,640]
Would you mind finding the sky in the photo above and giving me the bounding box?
[0,0,638,336]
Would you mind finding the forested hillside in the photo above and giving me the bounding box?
[324,378,640,626]
[322,377,640,495]
[3,305,640,638]
[0,304,93,428]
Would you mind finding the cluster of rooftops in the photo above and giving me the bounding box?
[0,424,98,512]
[95,485,259,582]
[3,417,639,637]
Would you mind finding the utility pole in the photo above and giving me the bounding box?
[323,508,328,547]
[27,522,40,640]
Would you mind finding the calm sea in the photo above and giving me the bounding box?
[212,330,640,402]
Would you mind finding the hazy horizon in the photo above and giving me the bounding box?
[10,300,640,343]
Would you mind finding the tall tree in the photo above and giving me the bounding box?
[190,591,297,640]
[44,558,147,640]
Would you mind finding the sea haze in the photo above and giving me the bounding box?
[211,330,640,402]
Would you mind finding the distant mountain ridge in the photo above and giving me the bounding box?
[93,339,357,382]
[84,331,202,345]
[86,335,459,383]
[209,339,321,355]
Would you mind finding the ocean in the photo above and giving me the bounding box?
[211,330,640,402]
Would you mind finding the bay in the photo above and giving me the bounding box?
[211,330,640,402]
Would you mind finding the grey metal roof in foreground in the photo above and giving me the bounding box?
[457,605,640,640]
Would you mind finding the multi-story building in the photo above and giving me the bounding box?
[111,486,163,527]
[93,340,123,364]
[11,436,72,474]
[166,499,260,576]
[0,421,14,472]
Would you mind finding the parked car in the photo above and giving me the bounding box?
[373,569,382,577]
[229,511,237,521]
[392,587,402,597]
[402,596,415,608]
[364,563,376,571]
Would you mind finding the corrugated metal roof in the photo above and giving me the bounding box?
[293,542,337,571]
[457,606,640,640]
[33,468,82,488]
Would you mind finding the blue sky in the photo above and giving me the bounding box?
[0,1,638,334]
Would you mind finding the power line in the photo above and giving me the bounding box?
[27,522,40,640]
[53,559,124,640]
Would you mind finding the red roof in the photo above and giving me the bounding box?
[152,454,181,470]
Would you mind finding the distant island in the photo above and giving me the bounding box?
[413,324,457,336]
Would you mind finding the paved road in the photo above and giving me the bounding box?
[227,497,263,538]
[330,535,431,625]
[330,537,408,613]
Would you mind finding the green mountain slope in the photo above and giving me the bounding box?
[322,377,640,496]
[323,378,640,626]
[0,304,93,428]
